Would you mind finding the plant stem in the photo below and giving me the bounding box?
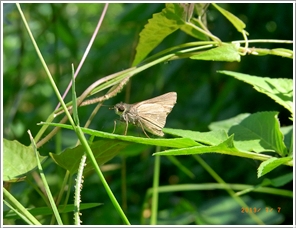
[150,147,161,225]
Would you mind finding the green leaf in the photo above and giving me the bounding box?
[165,3,188,22]
[210,115,292,156]
[154,135,241,156]
[211,3,246,32]
[228,112,287,156]
[133,3,185,65]
[3,139,47,182]
[280,125,293,155]
[164,112,288,156]
[218,70,293,114]
[209,113,250,131]
[190,43,241,62]
[164,128,228,145]
[175,111,288,156]
[154,133,292,168]
[39,122,200,148]
[258,157,293,178]
[50,139,132,175]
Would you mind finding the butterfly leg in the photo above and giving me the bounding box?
[124,120,129,136]
[142,129,150,138]
[112,120,117,134]
[138,120,150,138]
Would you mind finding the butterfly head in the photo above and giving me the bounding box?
[114,102,127,116]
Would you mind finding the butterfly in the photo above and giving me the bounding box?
[113,92,177,137]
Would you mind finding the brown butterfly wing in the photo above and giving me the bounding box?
[136,92,177,111]
[133,92,177,136]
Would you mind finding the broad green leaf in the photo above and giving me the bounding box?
[190,43,241,62]
[258,157,293,178]
[50,139,132,175]
[218,71,293,114]
[164,3,188,22]
[164,128,228,145]
[280,125,293,155]
[155,135,255,158]
[211,3,246,32]
[167,112,288,156]
[133,3,183,65]
[154,134,292,168]
[228,112,287,156]
[3,139,47,182]
[39,122,200,148]
[209,113,250,131]
[210,115,292,155]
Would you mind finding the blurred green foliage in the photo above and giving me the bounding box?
[3,3,293,225]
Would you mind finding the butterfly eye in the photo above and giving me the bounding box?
[115,104,125,113]
[118,106,125,112]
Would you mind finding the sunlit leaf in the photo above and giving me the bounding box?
[3,139,47,182]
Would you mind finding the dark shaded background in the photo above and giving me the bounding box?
[3,3,293,225]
